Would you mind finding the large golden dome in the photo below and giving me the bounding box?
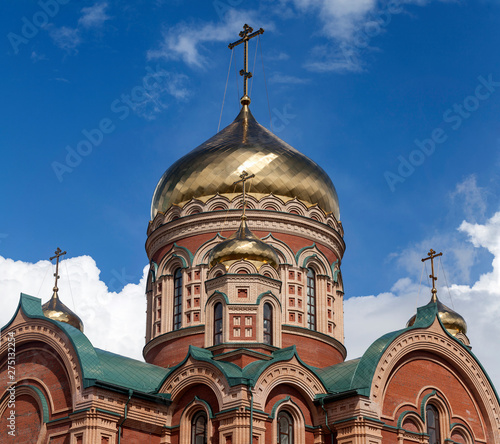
[151,105,340,220]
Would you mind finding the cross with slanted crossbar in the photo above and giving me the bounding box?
[228,24,264,105]
[421,248,442,300]
[50,247,67,294]
[233,171,255,218]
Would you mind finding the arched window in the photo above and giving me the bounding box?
[278,411,293,444]
[263,303,273,345]
[191,411,207,444]
[306,268,316,330]
[173,268,183,330]
[426,404,441,444]
[214,302,223,345]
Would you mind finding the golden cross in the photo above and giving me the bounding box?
[228,24,264,106]
[421,249,442,301]
[50,247,67,294]
[233,171,255,218]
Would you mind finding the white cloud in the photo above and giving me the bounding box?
[279,0,447,73]
[49,26,81,52]
[148,9,274,69]
[0,255,147,360]
[451,174,487,222]
[134,69,191,120]
[31,51,47,63]
[49,3,111,52]
[345,210,500,392]
[79,3,111,29]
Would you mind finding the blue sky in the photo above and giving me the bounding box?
[1,1,500,386]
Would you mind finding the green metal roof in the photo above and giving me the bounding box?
[6,293,499,408]
[3,294,171,398]
[316,299,500,405]
[94,348,171,393]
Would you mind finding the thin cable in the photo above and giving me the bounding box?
[424,261,431,292]
[249,37,259,97]
[218,49,234,132]
[440,256,455,309]
[36,261,52,297]
[258,36,273,131]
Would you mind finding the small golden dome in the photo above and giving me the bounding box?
[407,295,467,336]
[151,105,340,220]
[42,290,84,332]
[208,217,279,270]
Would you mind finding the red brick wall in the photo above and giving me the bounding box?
[282,333,343,367]
[172,384,220,423]
[381,429,398,443]
[120,427,161,444]
[0,342,72,415]
[145,333,204,367]
[0,394,41,444]
[151,229,339,266]
[383,352,486,441]
[264,384,313,424]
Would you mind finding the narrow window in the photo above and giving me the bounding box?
[191,411,207,444]
[173,268,183,330]
[307,268,316,330]
[263,303,273,345]
[214,302,223,345]
[278,411,293,444]
[426,405,441,444]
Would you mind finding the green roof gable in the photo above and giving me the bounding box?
[2,294,171,401]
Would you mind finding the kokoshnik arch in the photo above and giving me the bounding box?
[1,24,499,444]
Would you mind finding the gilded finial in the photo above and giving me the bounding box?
[421,249,443,302]
[228,24,264,106]
[42,248,84,332]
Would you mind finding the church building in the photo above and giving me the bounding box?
[1,25,499,444]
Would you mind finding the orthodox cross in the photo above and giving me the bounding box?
[50,247,67,295]
[421,249,442,300]
[233,171,255,218]
[228,24,264,105]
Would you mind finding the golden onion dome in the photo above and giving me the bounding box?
[208,217,279,270]
[42,290,84,332]
[407,295,467,336]
[151,105,340,220]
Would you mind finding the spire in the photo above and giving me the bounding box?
[228,24,264,106]
[421,248,442,301]
[42,248,84,332]
[50,247,66,299]
[407,249,468,337]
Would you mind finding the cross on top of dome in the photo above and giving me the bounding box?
[233,170,255,219]
[228,24,264,106]
[421,248,443,301]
